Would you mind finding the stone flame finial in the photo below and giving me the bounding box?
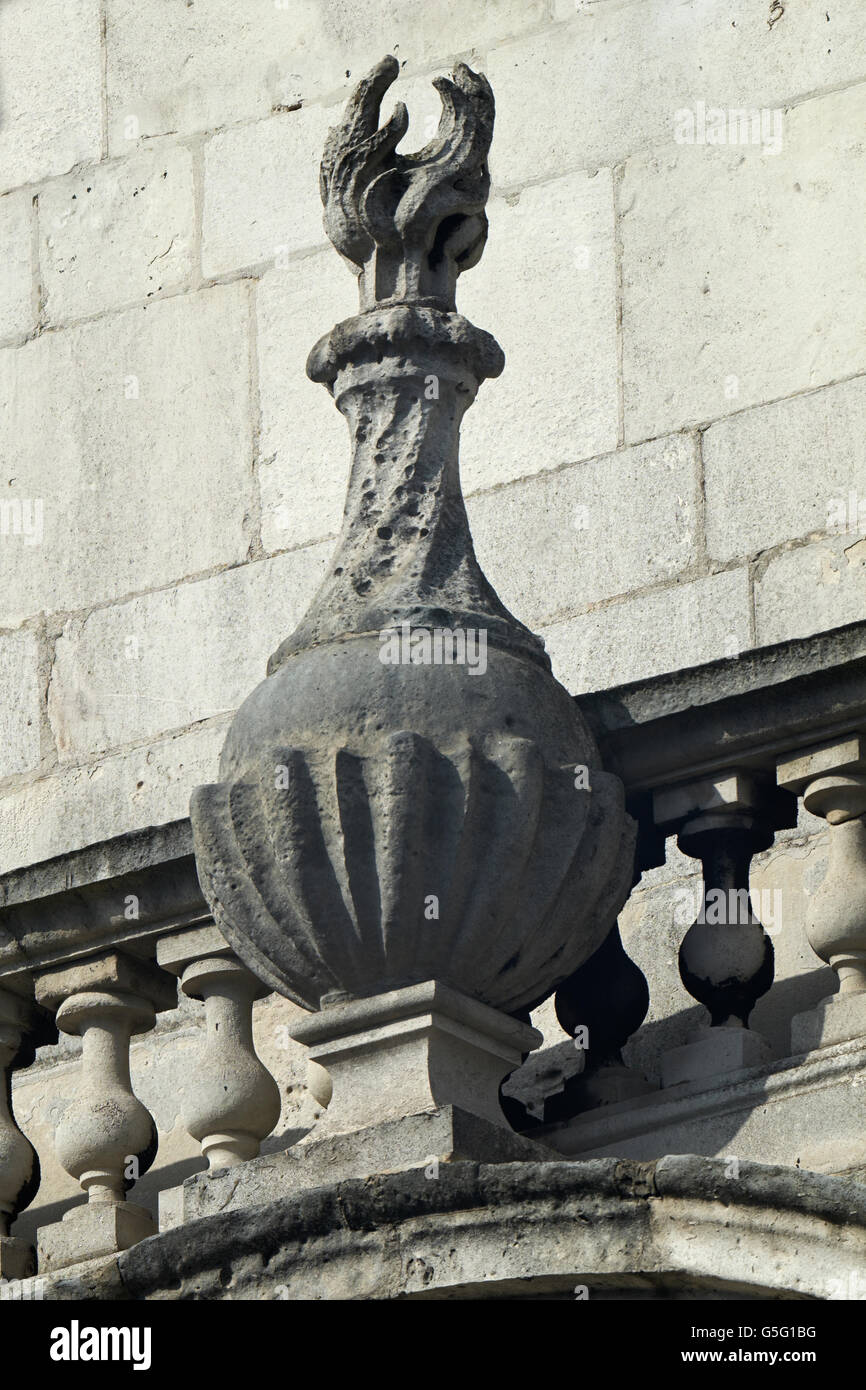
[320,55,493,310]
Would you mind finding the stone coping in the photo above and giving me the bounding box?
[38,1153,866,1301]
[578,618,866,795]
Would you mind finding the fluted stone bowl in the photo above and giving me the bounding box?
[191,634,635,1015]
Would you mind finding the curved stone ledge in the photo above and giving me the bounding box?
[39,1155,866,1301]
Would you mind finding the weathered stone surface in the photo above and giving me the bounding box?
[105,0,548,150]
[12,989,318,1247]
[459,173,618,492]
[0,0,101,193]
[39,148,196,324]
[257,255,357,554]
[619,820,833,1077]
[704,376,866,563]
[0,629,41,778]
[34,950,176,1013]
[489,0,866,187]
[755,533,866,647]
[47,544,332,760]
[542,568,751,693]
[0,720,229,874]
[467,434,699,625]
[0,285,252,625]
[0,190,33,342]
[621,83,866,442]
[112,1155,866,1300]
[201,106,335,280]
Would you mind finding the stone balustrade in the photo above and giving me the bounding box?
[1,59,865,1294]
[0,623,863,1279]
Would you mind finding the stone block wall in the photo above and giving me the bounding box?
[2,0,865,1228]
[1,0,864,870]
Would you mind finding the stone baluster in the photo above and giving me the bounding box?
[0,989,39,1281]
[544,923,654,1121]
[34,950,176,1271]
[157,924,280,1171]
[778,734,866,1052]
[653,771,788,1087]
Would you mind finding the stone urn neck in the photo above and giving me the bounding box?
[269,56,545,673]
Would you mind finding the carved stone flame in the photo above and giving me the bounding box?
[320,54,493,310]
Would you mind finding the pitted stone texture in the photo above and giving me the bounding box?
[0,284,252,625]
[459,173,618,492]
[0,629,41,778]
[755,533,866,647]
[621,84,866,442]
[47,544,331,760]
[39,148,195,324]
[257,256,356,554]
[467,434,699,625]
[104,0,548,149]
[488,0,866,187]
[201,106,336,279]
[704,376,866,563]
[0,0,101,194]
[113,1156,866,1301]
[0,191,34,342]
[542,568,751,694]
[0,720,228,874]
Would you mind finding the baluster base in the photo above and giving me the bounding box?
[661,1024,771,1088]
[37,1200,155,1273]
[792,991,866,1054]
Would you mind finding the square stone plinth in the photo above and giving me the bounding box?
[289,980,542,1137]
[38,1201,156,1272]
[661,1025,771,1088]
[792,992,866,1054]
